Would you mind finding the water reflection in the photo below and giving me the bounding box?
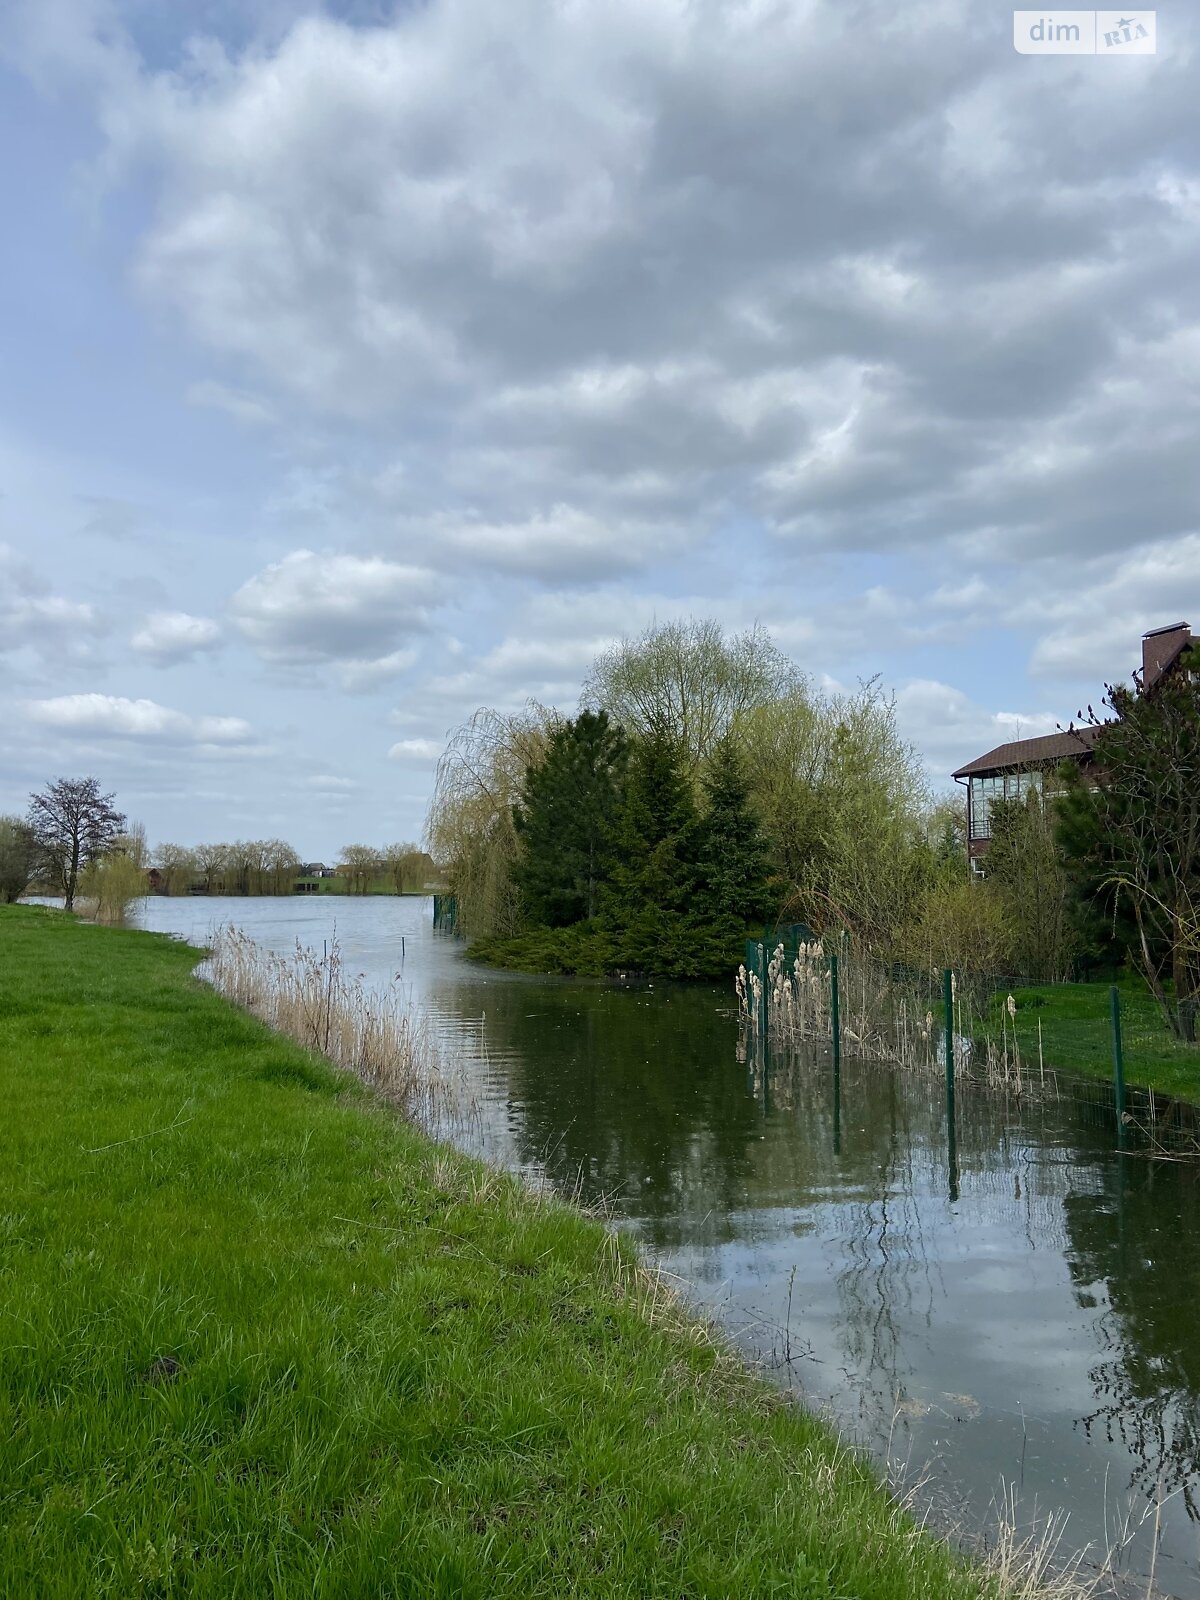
[123,896,1200,1595]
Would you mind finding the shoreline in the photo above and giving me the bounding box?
[0,901,1063,1598]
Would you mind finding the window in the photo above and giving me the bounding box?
[968,769,1042,841]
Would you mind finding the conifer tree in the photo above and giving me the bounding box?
[513,710,627,927]
[604,731,704,975]
[691,733,774,970]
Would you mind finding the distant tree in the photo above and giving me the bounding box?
[265,839,300,894]
[383,842,434,895]
[583,619,801,775]
[339,845,380,895]
[27,777,126,911]
[513,710,628,927]
[1062,649,1200,1041]
[193,842,229,895]
[603,732,705,975]
[0,815,37,903]
[153,843,197,896]
[689,734,773,969]
[986,787,1071,980]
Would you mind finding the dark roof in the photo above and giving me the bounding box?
[952,723,1102,780]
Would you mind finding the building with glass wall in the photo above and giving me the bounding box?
[951,622,1191,872]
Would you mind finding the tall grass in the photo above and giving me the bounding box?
[739,941,1063,1095]
[204,926,453,1125]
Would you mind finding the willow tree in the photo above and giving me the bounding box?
[741,679,930,950]
[582,619,801,775]
[425,702,558,939]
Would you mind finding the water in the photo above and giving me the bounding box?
[127,894,1200,1595]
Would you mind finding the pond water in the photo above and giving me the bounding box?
[125,893,1200,1596]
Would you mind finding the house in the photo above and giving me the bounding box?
[952,621,1192,870]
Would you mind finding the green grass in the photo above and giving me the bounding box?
[0,903,998,1599]
[993,975,1200,1100]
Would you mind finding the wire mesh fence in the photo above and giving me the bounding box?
[736,935,1200,1158]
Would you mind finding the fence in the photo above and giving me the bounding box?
[736,937,1200,1158]
[432,893,458,932]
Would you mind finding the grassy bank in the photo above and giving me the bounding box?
[992,977,1200,1101]
[0,904,1008,1599]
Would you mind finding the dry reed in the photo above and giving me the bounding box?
[204,926,452,1123]
[739,942,1064,1097]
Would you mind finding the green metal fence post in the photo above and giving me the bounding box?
[759,940,768,1042]
[830,952,842,1076]
[1110,985,1126,1143]
[944,968,958,1201]
[943,968,955,1089]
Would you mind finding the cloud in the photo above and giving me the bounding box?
[27,693,253,745]
[130,610,222,663]
[185,379,278,427]
[335,648,419,692]
[48,0,1188,581]
[387,738,442,761]
[228,549,436,664]
[430,505,681,583]
[0,543,106,658]
[895,679,1062,783]
[302,773,359,792]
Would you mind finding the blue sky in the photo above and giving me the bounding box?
[2,0,1198,857]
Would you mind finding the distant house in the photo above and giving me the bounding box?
[952,622,1192,871]
[300,863,337,878]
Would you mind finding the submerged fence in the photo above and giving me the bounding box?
[737,935,1200,1158]
[432,893,458,932]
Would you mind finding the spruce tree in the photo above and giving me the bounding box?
[691,734,774,972]
[604,731,704,975]
[512,710,627,927]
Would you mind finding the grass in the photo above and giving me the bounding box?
[0,903,1024,1599]
[293,876,428,896]
[992,975,1200,1100]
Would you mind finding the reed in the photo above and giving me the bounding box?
[204,926,451,1123]
[740,941,1065,1096]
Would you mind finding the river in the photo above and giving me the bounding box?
[124,892,1200,1596]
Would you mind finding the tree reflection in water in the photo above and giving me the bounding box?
[425,969,1200,1558]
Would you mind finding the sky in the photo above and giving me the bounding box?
[1,0,1198,860]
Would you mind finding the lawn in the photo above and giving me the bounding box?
[995,975,1200,1101]
[0,904,996,1599]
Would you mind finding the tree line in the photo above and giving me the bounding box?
[0,782,435,911]
[426,617,1200,1039]
[427,620,961,979]
[154,841,435,895]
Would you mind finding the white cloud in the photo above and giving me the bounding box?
[336,648,419,692]
[388,738,442,761]
[229,550,436,664]
[27,693,253,745]
[130,610,222,664]
[895,679,1062,783]
[302,774,359,791]
[0,543,104,655]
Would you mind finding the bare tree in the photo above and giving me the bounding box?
[382,842,429,895]
[193,843,229,895]
[28,777,126,911]
[338,845,381,895]
[152,843,197,896]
